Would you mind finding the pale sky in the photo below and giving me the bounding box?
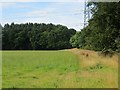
[1,0,86,31]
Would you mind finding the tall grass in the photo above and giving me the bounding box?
[2,49,118,88]
[68,48,118,88]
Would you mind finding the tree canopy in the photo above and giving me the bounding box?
[0,24,2,50]
[70,2,120,52]
[2,23,76,50]
[2,2,120,52]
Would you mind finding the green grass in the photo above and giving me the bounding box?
[2,50,118,88]
[2,50,79,88]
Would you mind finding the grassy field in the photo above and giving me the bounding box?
[2,49,118,88]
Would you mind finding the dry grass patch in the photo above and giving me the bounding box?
[68,48,118,88]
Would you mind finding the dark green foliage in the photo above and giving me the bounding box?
[100,49,115,57]
[86,63,104,72]
[70,32,82,48]
[0,24,2,50]
[2,23,76,50]
[70,2,120,53]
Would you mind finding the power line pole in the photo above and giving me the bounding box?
[84,0,90,28]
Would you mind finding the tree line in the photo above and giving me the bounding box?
[0,24,2,50]
[2,23,76,50]
[2,2,120,52]
[70,2,120,53]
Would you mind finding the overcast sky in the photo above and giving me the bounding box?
[1,0,85,31]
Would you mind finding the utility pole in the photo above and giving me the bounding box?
[84,0,90,28]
